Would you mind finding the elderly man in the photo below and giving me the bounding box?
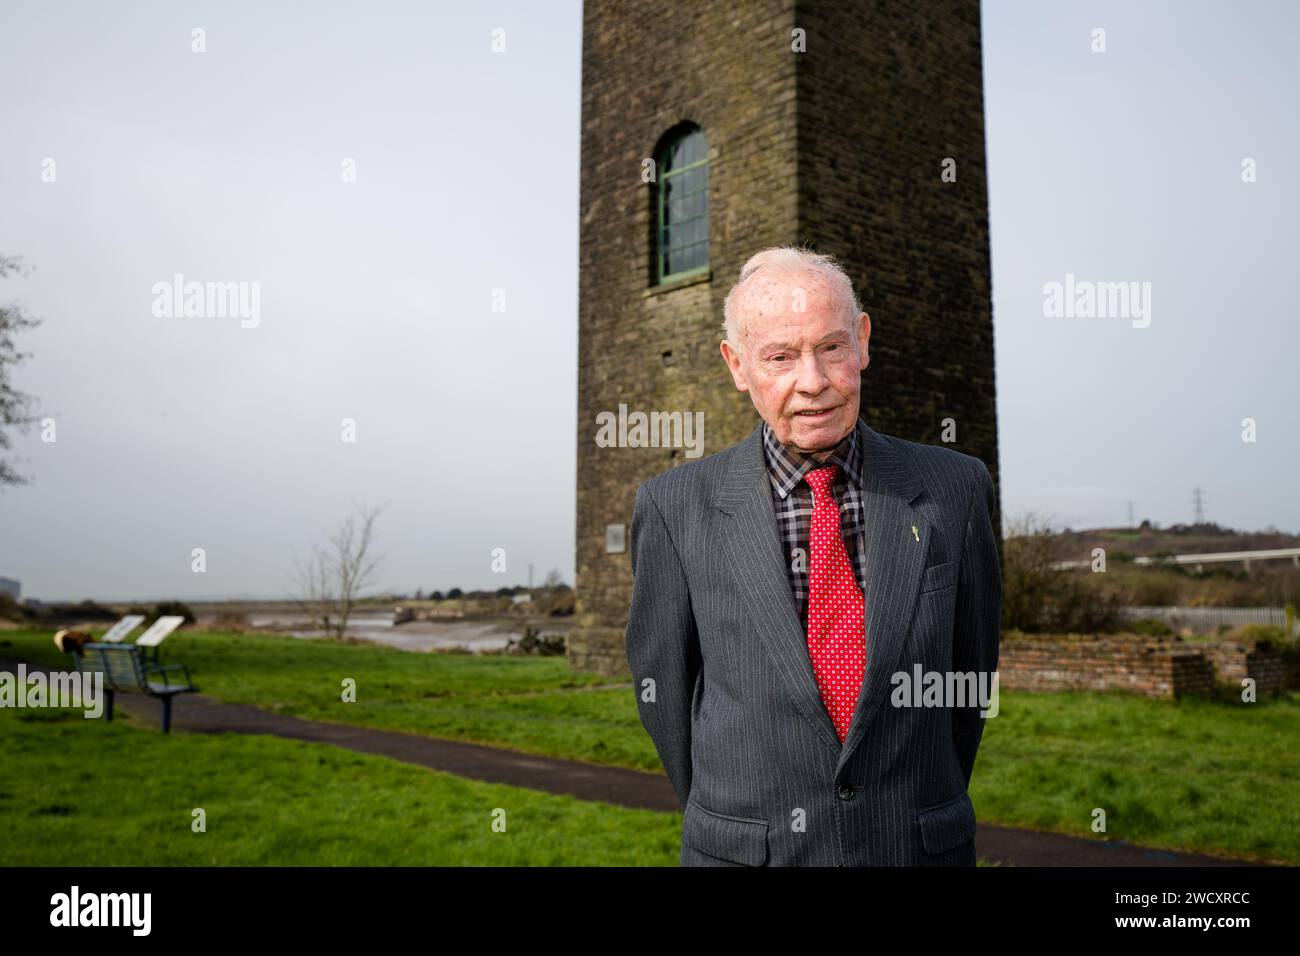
[624,246,1001,866]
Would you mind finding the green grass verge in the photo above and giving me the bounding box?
[4,626,651,770]
[972,686,1300,864]
[0,706,681,865]
[3,626,1297,864]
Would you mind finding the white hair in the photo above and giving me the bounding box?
[720,246,863,351]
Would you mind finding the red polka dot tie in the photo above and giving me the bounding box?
[805,464,866,743]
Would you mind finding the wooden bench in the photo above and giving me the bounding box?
[71,642,197,733]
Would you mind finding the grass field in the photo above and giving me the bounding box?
[3,626,1298,864]
[0,707,681,865]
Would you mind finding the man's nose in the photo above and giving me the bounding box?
[794,350,830,393]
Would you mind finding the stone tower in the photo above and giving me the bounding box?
[570,0,1000,675]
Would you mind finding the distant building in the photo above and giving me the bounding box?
[0,577,20,600]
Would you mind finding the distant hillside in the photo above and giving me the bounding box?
[1016,522,1300,610]
[1041,523,1300,563]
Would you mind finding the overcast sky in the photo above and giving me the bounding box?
[1,0,1296,602]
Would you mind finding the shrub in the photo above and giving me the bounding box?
[128,600,197,628]
[151,600,197,627]
[542,590,576,617]
[1128,617,1175,637]
[1122,571,1183,606]
[1001,515,1125,634]
[1224,623,1288,647]
[212,609,249,632]
[57,600,119,623]
[504,626,566,656]
[0,592,31,622]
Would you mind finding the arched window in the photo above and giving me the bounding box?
[655,125,709,283]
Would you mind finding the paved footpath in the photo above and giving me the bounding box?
[1,658,1268,867]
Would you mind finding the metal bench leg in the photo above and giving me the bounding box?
[161,697,172,734]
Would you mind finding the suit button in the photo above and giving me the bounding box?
[836,785,855,800]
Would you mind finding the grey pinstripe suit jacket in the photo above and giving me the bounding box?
[624,416,1001,866]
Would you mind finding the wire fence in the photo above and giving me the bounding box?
[1122,605,1300,637]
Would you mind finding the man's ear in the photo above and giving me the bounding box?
[720,339,750,392]
[857,311,871,372]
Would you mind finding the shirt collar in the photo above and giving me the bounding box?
[761,419,863,499]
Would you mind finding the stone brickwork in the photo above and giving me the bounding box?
[572,0,999,675]
[1201,639,1288,697]
[998,634,1289,699]
[999,635,1216,698]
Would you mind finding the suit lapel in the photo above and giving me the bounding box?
[714,417,926,767]
[715,421,842,753]
[835,419,926,776]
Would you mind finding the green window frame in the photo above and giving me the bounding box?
[656,127,709,283]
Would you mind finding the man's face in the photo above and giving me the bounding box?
[720,268,870,457]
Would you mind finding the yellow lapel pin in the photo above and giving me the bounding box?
[911,525,920,542]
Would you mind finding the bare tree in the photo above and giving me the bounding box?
[291,501,387,640]
[0,255,42,487]
[292,543,337,635]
